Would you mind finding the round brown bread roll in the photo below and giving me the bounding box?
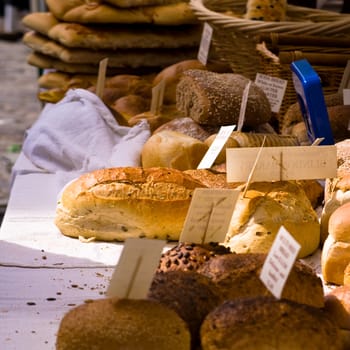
[197,253,325,308]
[128,104,184,132]
[200,296,343,350]
[141,130,209,170]
[110,94,150,122]
[56,298,191,350]
[153,117,211,142]
[148,270,223,349]
[329,201,350,242]
[157,241,231,273]
[55,167,205,241]
[325,285,350,330]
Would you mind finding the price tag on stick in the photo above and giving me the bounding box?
[96,57,108,99]
[197,125,236,169]
[260,226,301,299]
[180,188,240,244]
[150,79,166,115]
[106,238,165,299]
[198,22,213,65]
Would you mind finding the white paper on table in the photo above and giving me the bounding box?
[0,173,124,268]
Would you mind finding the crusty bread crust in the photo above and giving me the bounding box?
[55,167,205,241]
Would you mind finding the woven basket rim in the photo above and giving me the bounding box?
[189,0,350,36]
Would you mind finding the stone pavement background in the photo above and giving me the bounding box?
[0,36,42,216]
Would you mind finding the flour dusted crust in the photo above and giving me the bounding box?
[46,0,197,25]
[48,23,202,50]
[225,181,320,258]
[22,13,202,49]
[104,0,184,8]
[55,167,205,241]
[23,31,198,67]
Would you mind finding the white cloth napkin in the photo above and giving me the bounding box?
[22,88,151,175]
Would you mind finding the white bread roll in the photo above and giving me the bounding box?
[55,167,205,241]
[56,298,191,350]
[322,235,350,285]
[321,139,350,243]
[225,181,320,258]
[321,202,350,285]
[141,130,208,170]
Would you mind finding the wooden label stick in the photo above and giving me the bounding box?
[96,58,108,99]
[237,81,251,132]
[197,22,213,66]
[180,188,239,244]
[242,135,266,197]
[150,79,165,115]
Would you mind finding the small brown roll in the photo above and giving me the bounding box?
[157,241,231,273]
[148,270,223,349]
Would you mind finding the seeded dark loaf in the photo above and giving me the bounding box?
[157,242,231,273]
[56,298,191,350]
[148,270,223,349]
[176,70,271,127]
[200,296,344,350]
[197,253,325,308]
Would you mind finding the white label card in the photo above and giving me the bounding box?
[260,226,301,299]
[180,188,240,244]
[197,22,213,65]
[226,145,337,182]
[197,125,236,169]
[255,73,287,113]
[106,238,165,299]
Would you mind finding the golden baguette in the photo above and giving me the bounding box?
[205,131,300,164]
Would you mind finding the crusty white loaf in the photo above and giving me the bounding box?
[141,130,208,170]
[322,202,350,285]
[321,139,350,243]
[55,167,205,241]
[225,181,320,258]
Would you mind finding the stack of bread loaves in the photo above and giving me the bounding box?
[21,0,202,102]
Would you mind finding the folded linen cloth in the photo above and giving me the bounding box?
[22,88,151,175]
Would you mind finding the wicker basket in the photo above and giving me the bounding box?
[189,0,350,124]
